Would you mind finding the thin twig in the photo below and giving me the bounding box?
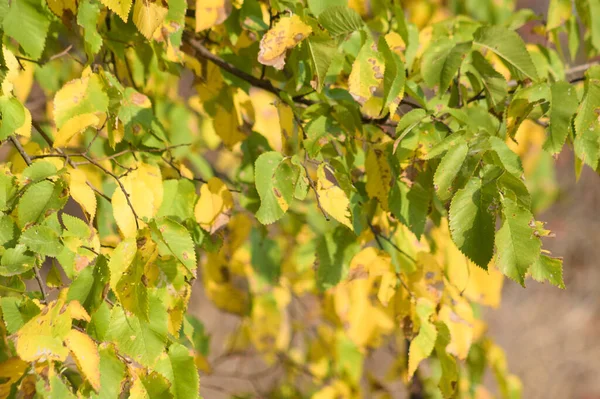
[302,156,329,221]
[33,267,48,302]
[9,136,32,166]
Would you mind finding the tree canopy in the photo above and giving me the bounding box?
[0,0,596,397]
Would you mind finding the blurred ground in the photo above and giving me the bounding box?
[487,150,600,399]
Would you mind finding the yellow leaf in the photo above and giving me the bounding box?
[64,329,100,392]
[365,146,392,210]
[194,177,233,234]
[408,298,437,378]
[68,168,97,219]
[101,0,133,21]
[16,296,75,363]
[313,380,352,399]
[348,39,385,105]
[0,357,28,399]
[212,105,246,148]
[132,0,168,40]
[1,47,20,95]
[53,74,107,129]
[195,0,230,32]
[439,287,474,360]
[68,300,91,322]
[112,163,163,237]
[47,0,77,18]
[54,113,100,148]
[276,100,294,148]
[248,88,283,151]
[258,15,312,70]
[315,164,353,230]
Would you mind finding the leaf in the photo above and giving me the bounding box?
[379,35,405,113]
[0,215,15,246]
[0,96,25,140]
[348,38,384,105]
[106,298,168,368]
[100,0,132,21]
[53,74,108,129]
[389,180,430,238]
[18,180,62,228]
[195,0,230,32]
[316,163,353,230]
[157,179,196,221]
[529,254,565,289]
[64,329,101,392]
[89,346,126,399]
[112,163,163,237]
[68,169,97,219]
[473,26,538,81]
[107,238,137,291]
[495,197,541,285]
[449,177,495,269]
[77,0,103,57]
[53,113,100,148]
[132,0,168,39]
[408,298,437,378]
[254,152,293,225]
[365,146,392,210]
[547,0,572,31]
[544,81,578,154]
[316,226,359,290]
[0,357,29,398]
[212,105,246,148]
[574,73,600,169]
[433,139,468,201]
[434,322,458,398]
[0,245,35,276]
[3,0,50,59]
[152,217,196,273]
[258,15,312,70]
[194,177,232,233]
[19,225,61,257]
[307,37,337,92]
[488,136,523,177]
[317,5,364,37]
[470,51,509,109]
[154,343,199,399]
[421,38,470,92]
[0,296,40,334]
[22,161,58,182]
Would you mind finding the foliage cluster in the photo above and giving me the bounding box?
[0,0,597,397]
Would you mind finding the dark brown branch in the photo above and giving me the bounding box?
[9,136,32,166]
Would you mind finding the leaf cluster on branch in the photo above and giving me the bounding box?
[0,0,596,397]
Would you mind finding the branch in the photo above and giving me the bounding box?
[9,136,32,166]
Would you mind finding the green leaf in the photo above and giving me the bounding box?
[77,0,103,58]
[434,139,468,201]
[155,343,200,399]
[0,214,16,246]
[89,346,126,399]
[316,226,360,291]
[488,136,523,177]
[495,197,541,285]
[157,179,196,221]
[434,322,458,398]
[106,296,168,368]
[449,177,495,269]
[307,37,337,93]
[307,0,346,16]
[421,38,454,90]
[19,225,62,257]
[473,26,539,81]
[317,6,364,37]
[529,254,565,289]
[574,73,600,169]
[389,179,430,239]
[0,96,25,140]
[408,298,437,378]
[254,152,293,225]
[17,180,67,228]
[0,244,36,276]
[3,0,50,59]
[107,237,137,291]
[544,81,578,154]
[470,51,508,109]
[250,229,281,284]
[152,217,196,273]
[22,161,58,183]
[0,296,40,334]
[379,35,406,112]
